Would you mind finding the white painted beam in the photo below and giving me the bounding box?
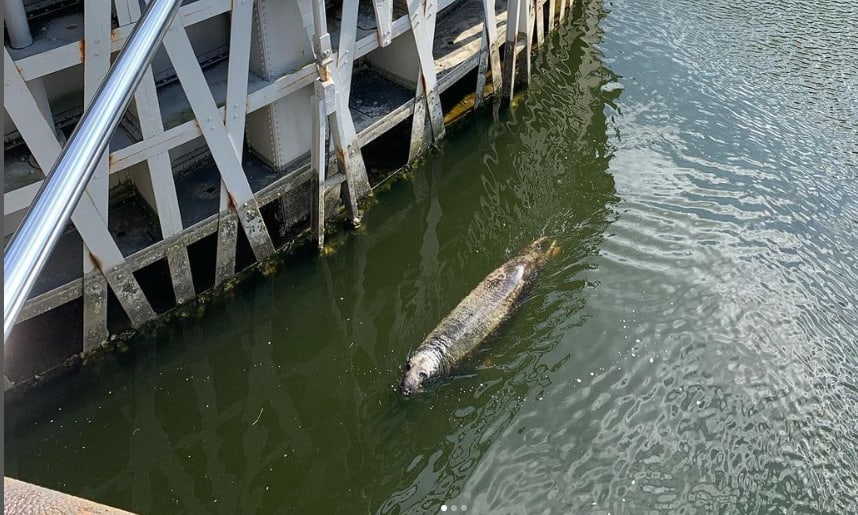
[309,86,328,249]
[215,0,255,285]
[82,0,113,348]
[372,0,394,47]
[13,0,232,81]
[118,0,196,305]
[4,50,157,327]
[160,17,276,262]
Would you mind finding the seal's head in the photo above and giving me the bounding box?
[399,351,440,396]
[525,237,560,264]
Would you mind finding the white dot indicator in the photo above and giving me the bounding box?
[441,506,447,512]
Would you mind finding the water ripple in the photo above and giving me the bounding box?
[6,0,857,513]
[453,0,858,512]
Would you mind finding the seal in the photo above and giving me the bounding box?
[399,237,559,395]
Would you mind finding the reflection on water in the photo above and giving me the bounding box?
[4,5,617,510]
[6,0,858,512]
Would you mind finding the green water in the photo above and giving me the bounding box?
[6,0,858,512]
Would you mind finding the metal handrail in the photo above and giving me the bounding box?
[3,0,184,343]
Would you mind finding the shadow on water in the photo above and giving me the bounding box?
[4,2,620,513]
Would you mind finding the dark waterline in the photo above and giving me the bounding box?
[6,0,858,513]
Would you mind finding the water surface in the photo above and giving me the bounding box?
[6,0,858,512]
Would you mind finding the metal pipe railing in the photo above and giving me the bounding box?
[3,0,184,343]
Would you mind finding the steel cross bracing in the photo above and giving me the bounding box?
[3,0,581,387]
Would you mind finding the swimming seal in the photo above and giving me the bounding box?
[399,237,559,396]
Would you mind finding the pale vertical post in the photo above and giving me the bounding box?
[298,0,366,236]
[112,0,138,24]
[503,0,521,101]
[559,0,567,23]
[160,20,276,262]
[334,0,372,202]
[478,0,503,112]
[409,81,430,162]
[475,29,489,110]
[371,0,393,47]
[4,0,33,48]
[327,80,362,224]
[421,0,445,139]
[309,87,328,249]
[305,0,331,248]
[302,0,328,244]
[548,0,556,32]
[215,0,255,286]
[338,0,360,102]
[82,0,112,349]
[115,0,196,304]
[407,0,445,161]
[503,0,531,102]
[535,0,545,48]
[522,0,533,82]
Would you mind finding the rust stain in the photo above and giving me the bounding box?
[88,251,103,271]
[79,40,86,62]
[227,191,237,209]
[111,28,120,41]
